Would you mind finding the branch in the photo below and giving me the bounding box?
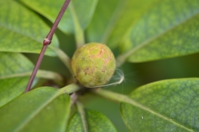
[25,0,71,92]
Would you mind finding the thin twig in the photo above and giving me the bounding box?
[25,0,71,92]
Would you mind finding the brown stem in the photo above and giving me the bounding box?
[25,0,71,92]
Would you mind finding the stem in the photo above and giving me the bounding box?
[92,88,132,103]
[25,46,47,92]
[69,2,85,48]
[49,46,72,74]
[25,0,71,92]
[76,101,88,132]
[59,83,81,94]
[70,92,78,107]
[0,70,64,85]
[44,0,71,45]
[36,70,64,85]
[92,89,194,132]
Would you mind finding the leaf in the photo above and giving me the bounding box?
[0,0,59,56]
[86,0,157,48]
[0,77,30,107]
[0,52,34,107]
[0,53,34,77]
[122,0,199,62]
[19,0,98,34]
[0,84,80,132]
[20,92,70,132]
[66,109,117,132]
[120,78,199,131]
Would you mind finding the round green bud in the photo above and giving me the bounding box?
[71,43,116,88]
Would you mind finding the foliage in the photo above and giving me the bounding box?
[0,0,199,131]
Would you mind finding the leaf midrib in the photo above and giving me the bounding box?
[14,84,79,132]
[95,88,195,132]
[100,0,125,43]
[126,99,194,132]
[121,10,199,61]
[0,71,32,79]
[15,89,63,132]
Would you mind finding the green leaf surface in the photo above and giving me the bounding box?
[0,53,33,77]
[66,110,117,132]
[0,0,59,56]
[0,85,73,132]
[86,0,157,48]
[120,78,199,131]
[0,52,34,107]
[19,0,98,34]
[0,77,30,108]
[121,0,199,62]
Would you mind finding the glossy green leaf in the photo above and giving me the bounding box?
[0,52,34,107]
[86,0,157,48]
[19,0,98,34]
[0,77,30,107]
[20,94,70,132]
[0,53,34,77]
[0,85,74,132]
[122,0,199,62]
[66,110,117,132]
[120,78,199,131]
[0,0,59,56]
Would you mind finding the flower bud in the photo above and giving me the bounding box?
[71,43,116,88]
